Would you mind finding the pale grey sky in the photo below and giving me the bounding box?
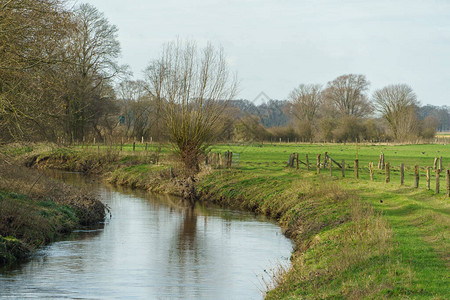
[82,0,450,106]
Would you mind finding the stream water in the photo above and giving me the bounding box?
[0,172,292,299]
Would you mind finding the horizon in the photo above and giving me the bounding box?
[82,0,450,107]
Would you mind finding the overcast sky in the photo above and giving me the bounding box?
[82,0,450,106]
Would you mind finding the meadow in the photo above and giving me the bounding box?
[200,142,450,298]
[3,142,449,298]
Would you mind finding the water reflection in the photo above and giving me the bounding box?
[0,172,292,299]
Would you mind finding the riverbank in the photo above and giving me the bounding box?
[0,152,106,266]
[3,143,449,298]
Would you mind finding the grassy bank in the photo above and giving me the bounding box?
[3,142,449,298]
[0,152,106,266]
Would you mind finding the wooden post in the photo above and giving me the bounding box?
[436,169,440,194]
[306,154,310,170]
[316,154,321,174]
[400,163,404,185]
[381,154,385,170]
[342,160,345,177]
[446,170,450,197]
[369,162,374,181]
[296,153,299,170]
[323,152,328,169]
[141,136,144,144]
[219,153,223,169]
[378,155,382,169]
[133,142,135,152]
[434,157,438,170]
[385,162,390,183]
[229,152,233,168]
[354,159,359,179]
[439,156,443,171]
[427,167,431,190]
[414,166,419,188]
[329,158,332,176]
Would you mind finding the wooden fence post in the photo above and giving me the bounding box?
[306,154,310,170]
[436,169,440,194]
[219,153,223,169]
[385,162,390,183]
[369,162,374,181]
[381,154,385,170]
[316,154,321,174]
[342,160,345,178]
[434,157,438,170]
[323,152,328,169]
[354,159,359,179]
[296,153,299,170]
[133,142,135,152]
[400,163,404,185]
[446,170,450,197]
[329,158,332,176]
[439,156,443,171]
[427,167,431,190]
[378,155,382,169]
[414,166,419,188]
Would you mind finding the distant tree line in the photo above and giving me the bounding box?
[217,75,449,143]
[1,1,448,148]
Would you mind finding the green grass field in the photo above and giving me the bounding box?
[3,142,449,297]
[199,142,449,298]
[208,142,450,186]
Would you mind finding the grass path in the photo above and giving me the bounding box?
[354,181,450,297]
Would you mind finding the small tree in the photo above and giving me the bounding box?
[323,74,372,118]
[145,40,238,173]
[287,83,322,141]
[373,84,419,141]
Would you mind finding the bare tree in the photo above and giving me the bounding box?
[63,3,124,141]
[0,0,72,141]
[288,84,322,122]
[286,83,322,141]
[145,40,238,173]
[373,84,419,140]
[323,74,372,118]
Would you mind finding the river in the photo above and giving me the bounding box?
[0,172,292,299]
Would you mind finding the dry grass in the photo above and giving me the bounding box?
[0,153,106,265]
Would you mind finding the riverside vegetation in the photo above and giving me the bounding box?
[2,142,449,298]
[0,149,106,266]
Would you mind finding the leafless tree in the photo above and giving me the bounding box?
[373,84,420,140]
[0,0,72,141]
[323,74,372,118]
[145,40,238,172]
[287,84,322,122]
[286,83,322,141]
[63,3,125,141]
[116,80,150,138]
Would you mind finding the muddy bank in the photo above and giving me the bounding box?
[0,156,106,266]
[25,149,199,203]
